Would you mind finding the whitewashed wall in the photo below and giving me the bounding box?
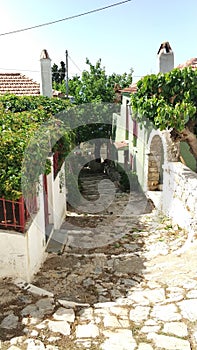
[47,158,67,229]
[0,162,67,282]
[162,162,197,231]
[52,162,67,229]
[0,177,46,282]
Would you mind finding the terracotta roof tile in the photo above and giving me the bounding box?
[177,57,197,70]
[121,82,137,94]
[0,73,40,96]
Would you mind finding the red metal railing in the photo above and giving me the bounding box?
[0,195,37,233]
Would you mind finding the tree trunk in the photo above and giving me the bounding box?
[171,126,197,172]
[181,127,197,172]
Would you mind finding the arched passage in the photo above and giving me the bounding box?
[147,135,164,191]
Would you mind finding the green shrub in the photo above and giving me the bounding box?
[115,164,140,192]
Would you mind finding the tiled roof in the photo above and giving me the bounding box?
[177,57,197,70]
[121,82,137,94]
[114,140,129,150]
[0,73,40,96]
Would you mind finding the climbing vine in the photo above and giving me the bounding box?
[130,67,197,170]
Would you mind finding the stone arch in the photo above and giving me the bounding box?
[144,129,179,192]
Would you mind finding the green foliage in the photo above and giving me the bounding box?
[53,58,133,104]
[131,67,197,132]
[51,58,133,159]
[0,95,73,199]
[131,67,197,165]
[0,94,70,114]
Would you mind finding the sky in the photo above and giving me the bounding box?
[0,0,197,84]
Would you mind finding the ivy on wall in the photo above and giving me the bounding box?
[0,95,73,199]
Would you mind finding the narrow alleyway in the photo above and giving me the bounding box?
[0,168,197,350]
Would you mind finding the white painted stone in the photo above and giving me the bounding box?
[101,329,136,350]
[163,322,188,337]
[48,320,70,336]
[53,307,75,323]
[127,290,150,305]
[7,346,22,350]
[138,343,154,350]
[25,338,45,350]
[94,301,117,308]
[10,336,24,345]
[178,299,197,321]
[35,320,48,329]
[46,345,59,350]
[103,315,121,328]
[141,325,160,333]
[146,281,161,289]
[30,330,39,337]
[0,314,18,329]
[144,319,158,326]
[110,307,128,317]
[25,284,53,297]
[78,307,94,321]
[47,336,61,342]
[143,288,166,303]
[129,306,150,323]
[186,290,197,299]
[151,304,181,321]
[193,331,197,342]
[148,333,191,350]
[58,298,90,308]
[76,324,99,338]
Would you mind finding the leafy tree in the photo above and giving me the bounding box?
[52,58,133,104]
[130,67,197,171]
[52,61,66,84]
[68,58,133,104]
[53,58,133,160]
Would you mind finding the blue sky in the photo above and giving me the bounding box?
[0,0,197,84]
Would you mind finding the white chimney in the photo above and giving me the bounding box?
[40,49,53,97]
[157,42,174,73]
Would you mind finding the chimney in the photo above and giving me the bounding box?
[157,41,174,73]
[40,49,53,97]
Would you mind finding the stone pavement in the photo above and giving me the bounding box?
[0,172,197,349]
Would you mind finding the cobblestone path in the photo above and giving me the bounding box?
[0,170,197,349]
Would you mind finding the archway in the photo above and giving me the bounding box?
[147,135,164,191]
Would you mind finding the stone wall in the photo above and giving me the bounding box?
[162,162,197,232]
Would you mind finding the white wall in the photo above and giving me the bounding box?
[162,162,197,231]
[129,119,149,190]
[47,157,67,229]
[52,162,67,229]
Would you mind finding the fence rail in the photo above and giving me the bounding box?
[0,195,37,233]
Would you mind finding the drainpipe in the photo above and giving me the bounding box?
[40,49,53,97]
